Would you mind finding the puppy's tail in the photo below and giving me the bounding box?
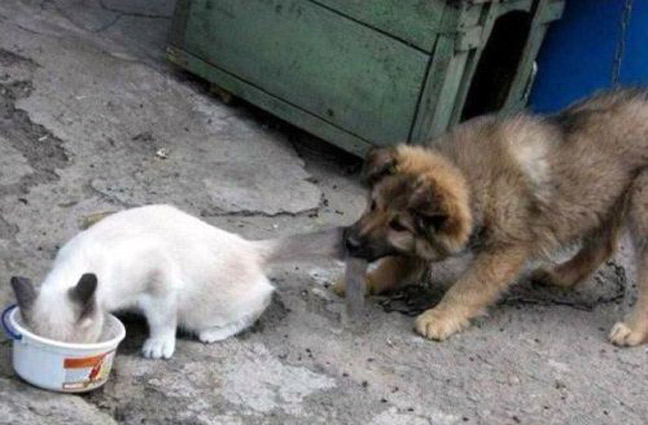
[252,227,346,268]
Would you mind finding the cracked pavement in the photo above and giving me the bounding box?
[1,1,647,424]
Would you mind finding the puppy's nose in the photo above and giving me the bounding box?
[345,236,361,252]
[344,228,362,253]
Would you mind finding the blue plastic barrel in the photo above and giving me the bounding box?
[529,0,648,113]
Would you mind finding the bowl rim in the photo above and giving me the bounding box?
[9,307,126,351]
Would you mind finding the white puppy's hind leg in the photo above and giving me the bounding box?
[198,318,254,344]
[198,278,273,344]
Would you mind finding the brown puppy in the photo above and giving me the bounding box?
[340,88,648,346]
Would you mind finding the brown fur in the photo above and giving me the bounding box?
[340,88,648,345]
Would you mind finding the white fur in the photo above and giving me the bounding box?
[503,118,557,202]
[30,205,285,359]
[511,141,549,186]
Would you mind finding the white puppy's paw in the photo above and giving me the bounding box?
[142,336,176,359]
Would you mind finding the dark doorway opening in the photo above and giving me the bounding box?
[461,11,532,120]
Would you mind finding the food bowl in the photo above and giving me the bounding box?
[2,305,126,392]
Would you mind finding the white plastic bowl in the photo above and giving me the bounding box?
[2,305,126,392]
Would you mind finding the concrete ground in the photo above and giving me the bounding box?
[0,1,647,424]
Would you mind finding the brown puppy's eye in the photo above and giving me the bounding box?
[389,219,407,232]
[370,200,377,211]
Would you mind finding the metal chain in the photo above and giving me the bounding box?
[611,0,634,86]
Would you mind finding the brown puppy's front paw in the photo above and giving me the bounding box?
[333,275,375,297]
[332,276,347,297]
[333,275,377,298]
[414,307,470,341]
[609,321,648,347]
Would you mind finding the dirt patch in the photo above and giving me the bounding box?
[0,79,70,196]
[0,48,39,69]
[0,215,19,239]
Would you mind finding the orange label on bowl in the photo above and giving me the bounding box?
[62,351,115,391]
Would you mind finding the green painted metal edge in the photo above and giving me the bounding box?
[502,0,564,111]
[409,0,491,144]
[410,0,562,144]
[168,0,190,47]
[310,0,448,53]
[408,35,460,144]
[537,0,565,23]
[167,46,373,157]
[449,0,536,125]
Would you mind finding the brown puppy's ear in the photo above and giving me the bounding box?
[408,185,448,232]
[362,147,399,185]
[11,276,36,314]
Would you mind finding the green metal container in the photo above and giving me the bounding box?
[168,0,564,156]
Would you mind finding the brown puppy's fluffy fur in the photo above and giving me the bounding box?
[341,88,648,345]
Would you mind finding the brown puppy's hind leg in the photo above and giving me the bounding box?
[611,172,648,346]
[532,223,620,289]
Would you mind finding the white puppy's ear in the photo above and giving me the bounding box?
[10,276,37,315]
[68,273,98,319]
